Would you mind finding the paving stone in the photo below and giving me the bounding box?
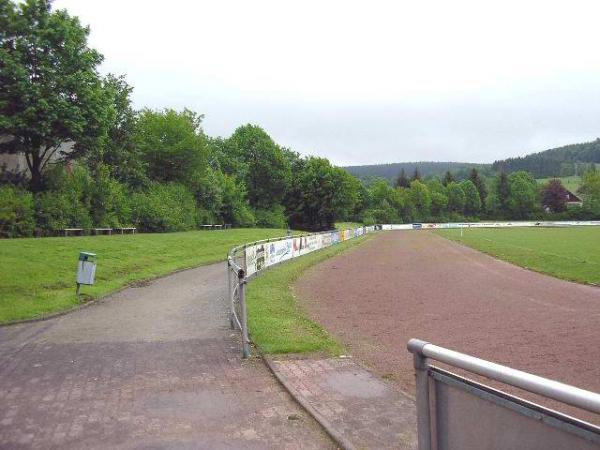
[269,356,418,450]
[0,263,335,450]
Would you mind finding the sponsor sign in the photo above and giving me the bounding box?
[267,239,293,267]
[245,243,268,276]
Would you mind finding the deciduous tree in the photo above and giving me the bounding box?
[0,0,112,191]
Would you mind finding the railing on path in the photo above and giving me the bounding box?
[226,226,377,358]
[407,339,600,450]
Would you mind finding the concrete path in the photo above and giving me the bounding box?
[268,357,417,450]
[0,263,336,449]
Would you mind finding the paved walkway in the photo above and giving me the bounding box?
[268,357,417,450]
[0,263,336,449]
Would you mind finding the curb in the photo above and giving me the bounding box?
[263,356,357,450]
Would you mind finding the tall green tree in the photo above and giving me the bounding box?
[134,108,208,184]
[0,0,112,191]
[395,168,410,188]
[286,157,355,231]
[227,125,291,209]
[507,171,538,219]
[408,180,431,220]
[442,170,455,186]
[460,180,481,215]
[411,168,421,182]
[497,172,510,214]
[447,182,465,213]
[468,168,487,203]
[93,74,146,188]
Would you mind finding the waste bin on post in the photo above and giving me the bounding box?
[76,251,97,297]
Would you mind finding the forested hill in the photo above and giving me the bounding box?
[492,139,600,178]
[344,161,491,182]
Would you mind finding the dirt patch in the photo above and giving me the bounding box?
[296,231,600,424]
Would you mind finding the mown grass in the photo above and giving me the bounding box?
[435,227,600,285]
[536,175,582,193]
[246,234,375,355]
[0,228,288,323]
[335,221,363,230]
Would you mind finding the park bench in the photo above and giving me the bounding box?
[200,224,214,230]
[114,227,137,234]
[213,224,223,230]
[61,228,84,237]
[92,228,113,236]
[224,223,232,229]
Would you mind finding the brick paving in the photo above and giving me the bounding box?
[268,357,417,450]
[0,263,336,450]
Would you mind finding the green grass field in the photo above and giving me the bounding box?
[0,228,288,324]
[436,226,600,285]
[247,235,374,355]
[335,222,363,230]
[536,175,582,193]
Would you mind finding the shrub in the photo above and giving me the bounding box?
[90,165,132,227]
[131,183,197,232]
[0,185,35,237]
[254,205,287,228]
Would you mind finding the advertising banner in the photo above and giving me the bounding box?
[266,238,293,267]
[331,231,340,244]
[245,243,268,276]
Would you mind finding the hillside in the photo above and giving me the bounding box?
[492,139,600,177]
[343,161,491,182]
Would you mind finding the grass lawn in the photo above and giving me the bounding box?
[536,175,582,193]
[435,226,600,285]
[0,228,288,324]
[335,221,363,230]
[246,234,375,355]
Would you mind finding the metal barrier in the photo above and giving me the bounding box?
[407,339,600,450]
[227,226,376,358]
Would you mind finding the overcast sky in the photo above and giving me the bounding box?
[54,0,600,166]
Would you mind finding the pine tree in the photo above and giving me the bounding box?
[442,171,455,186]
[468,168,487,202]
[395,169,410,188]
[497,172,510,213]
[411,168,421,182]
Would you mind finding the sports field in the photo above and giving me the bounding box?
[435,226,600,285]
[0,228,287,324]
[295,230,600,423]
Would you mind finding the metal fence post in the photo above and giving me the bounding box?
[227,259,234,329]
[238,269,250,358]
[408,339,432,450]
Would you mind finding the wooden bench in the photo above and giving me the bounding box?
[92,228,113,236]
[223,224,232,230]
[114,227,137,235]
[61,228,84,237]
[200,224,214,231]
[213,224,223,230]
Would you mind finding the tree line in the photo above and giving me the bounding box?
[492,139,600,178]
[1,1,600,239]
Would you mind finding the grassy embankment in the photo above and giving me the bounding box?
[436,226,600,285]
[0,228,288,324]
[247,234,375,355]
[334,222,363,230]
[535,175,582,192]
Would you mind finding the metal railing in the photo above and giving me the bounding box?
[407,339,600,450]
[227,227,376,358]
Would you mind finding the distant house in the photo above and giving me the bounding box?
[0,135,74,176]
[565,190,583,207]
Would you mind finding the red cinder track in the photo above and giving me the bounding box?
[296,231,600,424]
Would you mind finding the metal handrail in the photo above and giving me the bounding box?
[407,338,600,414]
[227,227,372,358]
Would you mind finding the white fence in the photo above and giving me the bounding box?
[382,220,600,230]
